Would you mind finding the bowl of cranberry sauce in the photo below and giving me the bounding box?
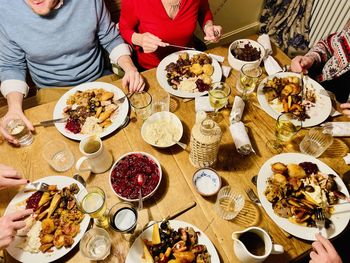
[109,152,162,201]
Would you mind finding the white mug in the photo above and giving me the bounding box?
[76,136,113,174]
[232,226,284,263]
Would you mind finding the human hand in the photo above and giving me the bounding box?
[0,110,34,145]
[309,233,342,263]
[204,24,222,42]
[140,32,167,53]
[340,103,350,118]
[0,209,33,249]
[0,164,28,190]
[291,55,315,73]
[122,69,145,93]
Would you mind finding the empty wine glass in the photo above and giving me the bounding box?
[266,113,302,154]
[208,82,231,122]
[238,64,262,100]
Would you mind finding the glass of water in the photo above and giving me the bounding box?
[129,91,152,121]
[152,90,170,113]
[80,227,111,260]
[42,139,74,172]
[3,114,33,146]
[214,185,245,220]
[299,127,333,157]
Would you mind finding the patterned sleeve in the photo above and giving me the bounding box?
[305,33,336,66]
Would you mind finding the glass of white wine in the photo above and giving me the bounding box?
[266,113,302,154]
[77,186,108,228]
[208,82,231,121]
[238,64,262,100]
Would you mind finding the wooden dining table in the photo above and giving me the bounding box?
[1,40,349,263]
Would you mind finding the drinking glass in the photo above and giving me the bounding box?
[2,114,33,146]
[214,185,245,220]
[80,227,111,260]
[299,127,333,157]
[208,82,231,121]
[42,139,74,172]
[266,113,302,154]
[77,186,109,228]
[152,90,170,113]
[238,64,262,100]
[129,91,152,121]
[109,202,138,241]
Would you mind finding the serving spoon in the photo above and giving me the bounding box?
[137,174,145,211]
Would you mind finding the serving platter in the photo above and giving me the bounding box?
[257,153,350,240]
[4,176,90,263]
[53,82,129,140]
[156,50,222,98]
[257,72,332,127]
[125,220,220,262]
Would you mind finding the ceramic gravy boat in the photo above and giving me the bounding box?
[232,226,284,263]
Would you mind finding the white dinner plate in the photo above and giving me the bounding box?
[156,50,223,98]
[125,220,220,263]
[257,153,350,241]
[4,176,90,263]
[257,72,332,127]
[53,82,129,140]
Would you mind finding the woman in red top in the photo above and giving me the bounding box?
[119,0,222,69]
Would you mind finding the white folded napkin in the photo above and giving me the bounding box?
[209,54,225,63]
[343,153,350,165]
[230,96,245,123]
[330,107,342,117]
[196,111,207,123]
[229,121,255,155]
[323,122,350,137]
[257,34,272,56]
[221,65,231,78]
[264,56,283,76]
[195,96,214,112]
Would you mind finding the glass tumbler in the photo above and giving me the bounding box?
[42,139,74,172]
[214,185,245,220]
[3,114,33,146]
[80,227,111,260]
[152,90,170,113]
[129,91,152,121]
[299,127,334,158]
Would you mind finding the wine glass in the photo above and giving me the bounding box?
[266,113,302,154]
[208,82,231,122]
[238,64,262,100]
[77,186,109,228]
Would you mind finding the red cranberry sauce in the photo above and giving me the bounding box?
[111,154,160,199]
[65,118,81,134]
[26,191,43,210]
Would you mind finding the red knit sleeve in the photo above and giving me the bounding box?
[119,0,138,45]
[198,0,214,29]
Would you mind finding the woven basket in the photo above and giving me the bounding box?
[189,118,222,168]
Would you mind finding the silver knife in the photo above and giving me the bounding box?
[300,72,305,102]
[166,44,196,50]
[33,117,68,127]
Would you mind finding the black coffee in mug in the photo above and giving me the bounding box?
[238,231,266,256]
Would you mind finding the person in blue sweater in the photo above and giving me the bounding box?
[0,0,145,144]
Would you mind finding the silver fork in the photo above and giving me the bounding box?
[245,188,261,206]
[24,182,49,192]
[315,207,326,234]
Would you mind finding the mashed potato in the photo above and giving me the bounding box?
[17,221,42,253]
[144,119,181,146]
[81,116,103,135]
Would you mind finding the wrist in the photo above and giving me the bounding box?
[7,92,24,112]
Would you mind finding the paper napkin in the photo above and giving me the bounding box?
[229,121,255,155]
[257,34,272,56]
[229,96,245,123]
[221,65,231,78]
[343,153,350,165]
[195,96,214,112]
[264,56,283,76]
[209,54,225,63]
[323,122,350,137]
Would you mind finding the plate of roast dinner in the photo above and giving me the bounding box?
[125,219,220,263]
[4,176,90,263]
[53,82,129,140]
[156,50,223,98]
[257,72,332,127]
[257,153,350,240]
